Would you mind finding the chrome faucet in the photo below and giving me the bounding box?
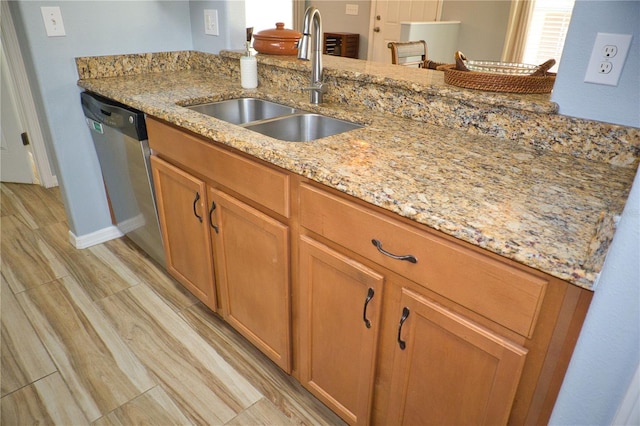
[298,6,326,104]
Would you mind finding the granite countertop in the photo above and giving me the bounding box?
[77,52,638,291]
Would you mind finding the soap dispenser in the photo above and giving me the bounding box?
[240,41,258,89]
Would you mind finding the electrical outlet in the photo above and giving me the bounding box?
[598,62,612,74]
[602,45,618,58]
[40,6,66,37]
[204,9,219,36]
[345,4,359,15]
[584,32,632,86]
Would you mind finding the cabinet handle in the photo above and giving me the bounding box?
[193,192,203,223]
[371,239,417,263]
[208,200,219,233]
[363,288,375,328]
[397,307,410,350]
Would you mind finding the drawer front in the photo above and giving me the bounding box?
[147,118,290,217]
[299,183,547,337]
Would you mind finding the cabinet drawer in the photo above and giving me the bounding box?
[299,183,547,337]
[147,117,290,217]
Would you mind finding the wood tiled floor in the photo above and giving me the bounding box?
[0,182,344,425]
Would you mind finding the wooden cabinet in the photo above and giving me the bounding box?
[150,156,217,310]
[147,116,590,426]
[386,288,527,425]
[209,187,291,372]
[298,236,384,425]
[299,182,529,424]
[148,117,292,371]
[298,181,590,425]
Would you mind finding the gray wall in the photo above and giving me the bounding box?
[548,1,640,424]
[310,1,371,60]
[190,0,247,53]
[551,1,639,127]
[10,1,193,237]
[440,0,511,61]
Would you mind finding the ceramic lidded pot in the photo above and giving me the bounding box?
[253,23,302,55]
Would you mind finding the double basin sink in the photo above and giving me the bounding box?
[186,98,362,142]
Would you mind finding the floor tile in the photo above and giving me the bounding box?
[226,398,296,425]
[92,386,192,426]
[44,246,136,301]
[0,183,66,229]
[1,216,65,293]
[1,372,88,425]
[35,220,77,257]
[97,284,262,425]
[181,303,346,426]
[17,276,156,422]
[103,237,198,312]
[1,278,57,396]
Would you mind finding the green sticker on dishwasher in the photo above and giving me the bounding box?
[88,118,104,134]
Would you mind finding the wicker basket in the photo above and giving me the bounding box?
[438,51,556,94]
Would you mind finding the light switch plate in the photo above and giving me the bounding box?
[204,9,219,36]
[41,6,66,37]
[346,4,359,15]
[584,32,632,86]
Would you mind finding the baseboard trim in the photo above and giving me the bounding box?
[69,226,123,249]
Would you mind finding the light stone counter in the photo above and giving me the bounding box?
[77,51,639,290]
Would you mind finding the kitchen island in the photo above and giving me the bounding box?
[77,50,638,425]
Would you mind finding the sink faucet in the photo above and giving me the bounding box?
[298,6,326,104]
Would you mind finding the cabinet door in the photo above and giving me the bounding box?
[298,236,384,425]
[150,156,216,310]
[387,288,527,425]
[208,187,291,372]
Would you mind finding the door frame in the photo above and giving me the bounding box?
[1,2,58,188]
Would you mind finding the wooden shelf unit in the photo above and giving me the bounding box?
[323,32,359,59]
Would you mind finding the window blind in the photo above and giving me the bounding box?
[522,0,575,72]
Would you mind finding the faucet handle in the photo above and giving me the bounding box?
[302,82,328,93]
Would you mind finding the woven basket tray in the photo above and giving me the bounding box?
[438,52,556,94]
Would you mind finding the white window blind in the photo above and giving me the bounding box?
[522,0,575,72]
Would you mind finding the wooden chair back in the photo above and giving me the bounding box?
[388,40,428,68]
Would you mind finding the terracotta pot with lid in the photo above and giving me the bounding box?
[253,23,302,56]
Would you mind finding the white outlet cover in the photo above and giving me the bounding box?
[40,6,66,37]
[584,32,633,86]
[346,4,359,15]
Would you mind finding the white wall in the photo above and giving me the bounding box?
[549,1,640,424]
[10,1,194,238]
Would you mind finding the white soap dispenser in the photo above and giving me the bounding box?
[240,42,258,89]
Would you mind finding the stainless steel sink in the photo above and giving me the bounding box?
[185,98,363,142]
[245,113,363,142]
[186,98,297,125]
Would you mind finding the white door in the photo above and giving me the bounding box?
[1,40,35,184]
[369,0,442,64]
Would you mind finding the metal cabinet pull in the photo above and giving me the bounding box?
[363,288,375,328]
[397,307,410,350]
[193,192,203,223]
[371,239,417,263]
[208,200,219,233]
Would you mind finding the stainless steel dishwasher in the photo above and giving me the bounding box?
[81,92,166,268]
